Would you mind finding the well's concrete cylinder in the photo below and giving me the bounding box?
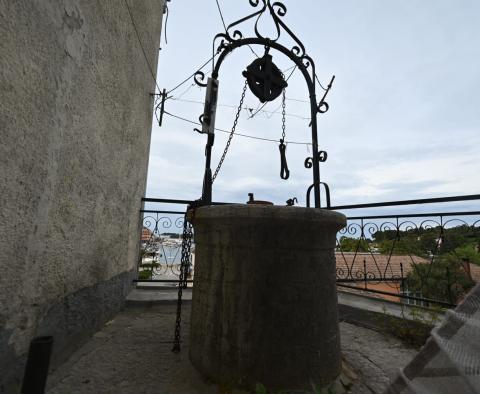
[189,205,346,391]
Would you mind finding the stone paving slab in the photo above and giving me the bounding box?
[46,304,417,394]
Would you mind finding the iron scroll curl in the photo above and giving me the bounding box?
[194,71,208,87]
[304,151,328,169]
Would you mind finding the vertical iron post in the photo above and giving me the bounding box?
[309,92,321,208]
[21,336,53,394]
[159,88,166,127]
[363,259,368,290]
[400,262,405,293]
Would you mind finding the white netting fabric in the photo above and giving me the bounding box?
[386,284,480,394]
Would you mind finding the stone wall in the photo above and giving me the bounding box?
[0,0,163,390]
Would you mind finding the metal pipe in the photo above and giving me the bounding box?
[21,336,53,394]
[309,93,321,208]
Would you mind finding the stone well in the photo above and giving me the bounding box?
[189,204,346,391]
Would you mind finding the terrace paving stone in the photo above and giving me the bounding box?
[46,303,417,394]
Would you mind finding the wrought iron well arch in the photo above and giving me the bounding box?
[192,0,334,209]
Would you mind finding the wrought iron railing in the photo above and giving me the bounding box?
[136,195,480,308]
[137,208,187,284]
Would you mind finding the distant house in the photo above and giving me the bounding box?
[141,227,153,244]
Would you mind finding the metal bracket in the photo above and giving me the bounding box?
[200,78,219,135]
[306,182,331,208]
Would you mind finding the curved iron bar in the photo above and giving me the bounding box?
[418,219,442,230]
[442,218,471,228]
[219,0,307,60]
[304,150,327,169]
[363,221,380,238]
[212,37,316,89]
[398,220,419,233]
[339,222,363,237]
[175,217,185,228]
[194,70,208,87]
[379,221,399,233]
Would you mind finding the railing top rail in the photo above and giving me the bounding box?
[328,194,480,210]
[142,194,480,216]
[140,209,480,219]
[347,210,480,220]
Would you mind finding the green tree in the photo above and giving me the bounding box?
[338,236,370,252]
[405,255,475,304]
[443,244,480,266]
[378,237,424,256]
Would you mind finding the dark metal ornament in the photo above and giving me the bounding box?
[242,53,287,103]
[278,89,289,180]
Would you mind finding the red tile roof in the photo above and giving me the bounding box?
[335,252,480,283]
[335,252,428,279]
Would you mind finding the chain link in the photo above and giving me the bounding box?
[281,88,286,142]
[172,213,193,353]
[212,80,248,182]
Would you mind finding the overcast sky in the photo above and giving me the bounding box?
[145,0,480,213]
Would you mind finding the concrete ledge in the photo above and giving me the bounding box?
[126,288,192,306]
[338,290,444,319]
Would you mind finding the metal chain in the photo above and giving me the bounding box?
[212,80,248,182]
[172,213,193,353]
[281,88,286,142]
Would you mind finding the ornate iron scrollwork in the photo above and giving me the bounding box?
[192,0,317,90]
[225,0,307,59]
[304,150,328,169]
[194,70,208,87]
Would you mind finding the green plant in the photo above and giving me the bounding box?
[138,270,152,280]
[379,304,442,348]
[405,258,475,303]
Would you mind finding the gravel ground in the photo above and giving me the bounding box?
[46,304,417,394]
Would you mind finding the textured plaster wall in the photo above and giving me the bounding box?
[0,0,163,389]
